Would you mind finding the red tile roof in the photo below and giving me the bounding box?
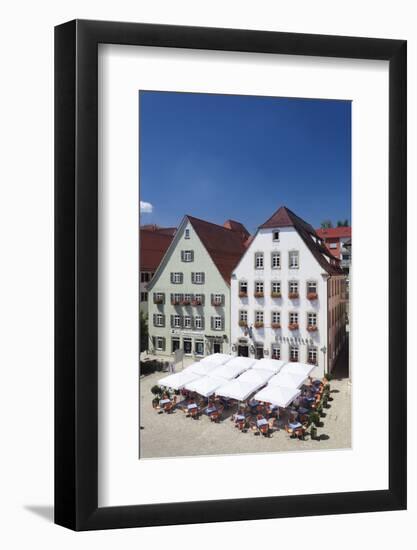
[140,229,174,272]
[259,206,344,276]
[223,219,250,241]
[316,227,351,239]
[141,224,177,236]
[187,215,249,283]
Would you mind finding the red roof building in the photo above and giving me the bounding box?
[316,226,352,266]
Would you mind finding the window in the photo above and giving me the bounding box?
[272,230,280,242]
[194,316,204,330]
[181,250,194,262]
[308,346,318,365]
[289,312,298,328]
[307,281,317,298]
[211,293,224,306]
[153,292,164,304]
[239,310,248,326]
[271,252,281,269]
[170,272,183,284]
[141,272,150,283]
[183,338,192,354]
[290,344,299,362]
[192,272,205,284]
[183,315,192,329]
[271,311,280,325]
[171,338,180,352]
[153,313,165,327]
[171,293,183,305]
[171,314,182,328]
[195,340,204,356]
[140,292,148,302]
[193,293,204,306]
[254,252,264,269]
[239,281,248,297]
[255,310,264,323]
[255,281,264,296]
[289,250,299,269]
[271,280,281,296]
[289,280,299,298]
[182,293,192,305]
[271,344,281,359]
[155,337,165,351]
[211,316,224,330]
[307,312,317,329]
[185,228,190,239]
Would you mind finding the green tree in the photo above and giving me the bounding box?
[140,310,149,353]
[320,220,333,229]
[336,219,349,227]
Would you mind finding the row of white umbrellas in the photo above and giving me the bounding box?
[157,353,316,407]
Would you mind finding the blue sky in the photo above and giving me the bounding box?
[139,91,351,233]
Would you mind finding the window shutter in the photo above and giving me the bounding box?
[210,317,214,330]
[170,315,174,328]
[153,313,156,326]
[191,251,194,261]
[191,272,195,283]
[152,336,156,349]
[221,317,224,330]
[161,315,165,327]
[161,337,166,351]
[201,317,205,330]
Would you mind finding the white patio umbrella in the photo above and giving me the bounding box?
[209,361,250,381]
[280,361,317,377]
[237,368,274,386]
[215,379,261,401]
[186,361,221,376]
[268,370,307,389]
[199,353,232,366]
[254,385,301,408]
[184,376,226,398]
[158,370,202,390]
[225,356,257,369]
[251,358,286,374]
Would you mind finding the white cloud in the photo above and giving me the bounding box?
[140,201,153,214]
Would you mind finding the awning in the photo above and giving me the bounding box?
[268,370,307,389]
[226,356,257,369]
[186,361,221,376]
[251,358,286,374]
[254,385,301,408]
[158,370,202,390]
[184,376,226,397]
[215,379,261,401]
[280,361,317,377]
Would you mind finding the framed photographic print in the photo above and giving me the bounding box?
[55,20,407,530]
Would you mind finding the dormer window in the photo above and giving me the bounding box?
[185,228,190,239]
[273,230,280,242]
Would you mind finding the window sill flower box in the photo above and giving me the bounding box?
[254,292,264,298]
[307,360,318,365]
[171,300,181,306]
[238,292,248,298]
[288,292,299,299]
[181,300,191,306]
[307,292,318,300]
[211,301,223,307]
[271,323,281,329]
[307,325,318,332]
[191,300,202,306]
[288,323,299,330]
[290,356,299,362]
[153,298,164,305]
[238,320,248,327]
[254,322,264,329]
[271,292,282,298]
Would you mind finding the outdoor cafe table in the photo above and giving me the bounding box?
[256,418,268,427]
[159,399,171,406]
[289,421,302,430]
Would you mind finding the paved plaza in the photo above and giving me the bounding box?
[139,351,351,459]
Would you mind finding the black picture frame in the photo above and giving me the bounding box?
[55,19,407,531]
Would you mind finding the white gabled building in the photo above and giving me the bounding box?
[231,206,347,377]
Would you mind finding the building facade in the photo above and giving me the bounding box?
[316,226,352,274]
[147,216,249,358]
[231,206,347,377]
[139,226,176,314]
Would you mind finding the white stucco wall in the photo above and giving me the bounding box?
[231,226,331,377]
